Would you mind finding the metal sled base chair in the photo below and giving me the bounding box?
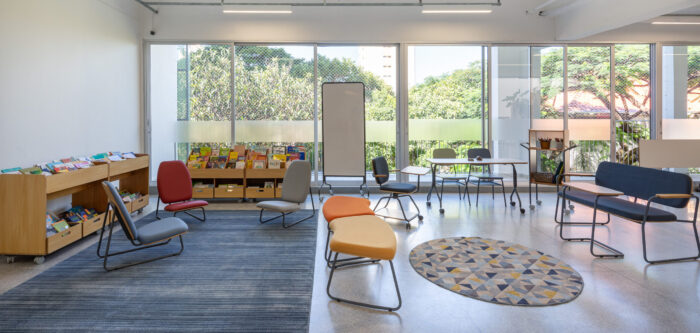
[433,148,469,202]
[97,181,188,272]
[257,160,316,228]
[466,148,506,206]
[371,156,423,229]
[156,160,208,222]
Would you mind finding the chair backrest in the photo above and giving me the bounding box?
[157,160,193,204]
[467,148,491,159]
[433,148,457,159]
[371,156,390,185]
[595,161,692,208]
[101,181,139,241]
[281,160,312,203]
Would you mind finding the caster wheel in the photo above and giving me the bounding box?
[319,197,324,203]
[138,209,144,214]
[510,202,516,207]
[33,256,45,265]
[520,208,526,214]
[329,190,334,196]
[569,204,575,210]
[529,204,536,210]
[406,224,411,230]
[426,201,431,207]
[536,200,542,205]
[418,215,424,221]
[439,208,445,214]
[6,256,16,264]
[564,210,571,216]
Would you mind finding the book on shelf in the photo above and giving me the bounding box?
[122,152,137,159]
[235,161,245,169]
[263,181,274,188]
[252,160,266,169]
[51,220,70,233]
[19,166,42,175]
[268,159,281,169]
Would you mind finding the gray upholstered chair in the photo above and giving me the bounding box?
[257,160,316,228]
[433,148,469,202]
[467,148,506,206]
[97,181,188,271]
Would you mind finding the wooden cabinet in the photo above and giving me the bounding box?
[187,167,286,200]
[0,154,149,259]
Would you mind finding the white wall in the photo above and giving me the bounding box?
[0,0,143,170]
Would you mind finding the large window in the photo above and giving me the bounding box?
[662,45,700,174]
[149,44,232,180]
[567,46,611,172]
[233,45,316,166]
[318,45,398,172]
[407,46,485,168]
[614,44,651,166]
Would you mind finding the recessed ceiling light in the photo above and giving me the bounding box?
[651,21,700,25]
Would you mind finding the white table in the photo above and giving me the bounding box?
[426,158,528,214]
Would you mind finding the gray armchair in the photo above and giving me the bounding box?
[257,160,316,228]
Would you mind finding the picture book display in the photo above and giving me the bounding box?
[185,144,307,170]
[1,150,139,177]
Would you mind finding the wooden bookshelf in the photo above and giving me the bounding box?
[0,155,149,263]
[187,166,287,200]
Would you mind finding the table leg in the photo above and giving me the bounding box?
[509,163,525,214]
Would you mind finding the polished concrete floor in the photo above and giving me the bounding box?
[2,191,700,332]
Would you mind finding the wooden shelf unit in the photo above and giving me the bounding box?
[0,155,149,259]
[188,166,286,200]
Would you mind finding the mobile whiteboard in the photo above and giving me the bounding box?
[321,82,366,178]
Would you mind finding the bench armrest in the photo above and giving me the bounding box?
[561,173,595,177]
[654,193,693,199]
[562,181,623,196]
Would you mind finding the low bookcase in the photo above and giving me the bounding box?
[0,155,149,264]
[188,167,285,200]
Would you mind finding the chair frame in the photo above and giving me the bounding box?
[467,162,507,207]
[326,252,401,312]
[259,188,316,228]
[155,197,207,222]
[97,190,185,272]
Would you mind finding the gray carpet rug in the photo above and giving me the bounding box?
[0,210,317,332]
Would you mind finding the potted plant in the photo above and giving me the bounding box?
[538,138,552,150]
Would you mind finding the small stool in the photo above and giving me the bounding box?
[327,215,401,311]
[322,196,375,264]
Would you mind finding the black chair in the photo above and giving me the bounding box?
[467,148,506,206]
[97,181,188,271]
[371,156,423,228]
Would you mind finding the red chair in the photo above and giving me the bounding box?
[156,160,208,222]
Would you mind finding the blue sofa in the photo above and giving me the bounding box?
[558,162,699,264]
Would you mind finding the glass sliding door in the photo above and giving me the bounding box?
[566,46,612,172]
[149,44,232,181]
[407,45,484,169]
[614,44,651,166]
[491,46,529,176]
[317,45,398,174]
[233,44,316,165]
[662,45,700,174]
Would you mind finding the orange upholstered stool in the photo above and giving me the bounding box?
[322,196,375,223]
[322,196,375,264]
[326,215,401,311]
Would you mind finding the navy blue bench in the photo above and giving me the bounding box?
[558,162,699,264]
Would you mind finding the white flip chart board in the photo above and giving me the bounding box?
[322,82,365,177]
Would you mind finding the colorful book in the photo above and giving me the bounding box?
[52,220,70,233]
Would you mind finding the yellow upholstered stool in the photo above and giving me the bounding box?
[321,196,376,265]
[327,215,401,311]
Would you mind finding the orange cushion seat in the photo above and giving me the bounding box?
[329,215,397,261]
[322,196,374,223]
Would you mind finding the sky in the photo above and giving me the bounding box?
[274,44,484,88]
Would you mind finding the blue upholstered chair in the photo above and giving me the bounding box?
[97,181,188,271]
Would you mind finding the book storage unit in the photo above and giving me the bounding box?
[189,167,286,200]
[0,155,149,264]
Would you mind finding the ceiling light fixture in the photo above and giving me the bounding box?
[651,21,700,25]
[421,5,492,14]
[222,5,292,14]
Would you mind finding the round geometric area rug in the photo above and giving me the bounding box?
[409,237,584,306]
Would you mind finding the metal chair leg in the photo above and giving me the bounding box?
[326,252,401,311]
[476,180,481,206]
